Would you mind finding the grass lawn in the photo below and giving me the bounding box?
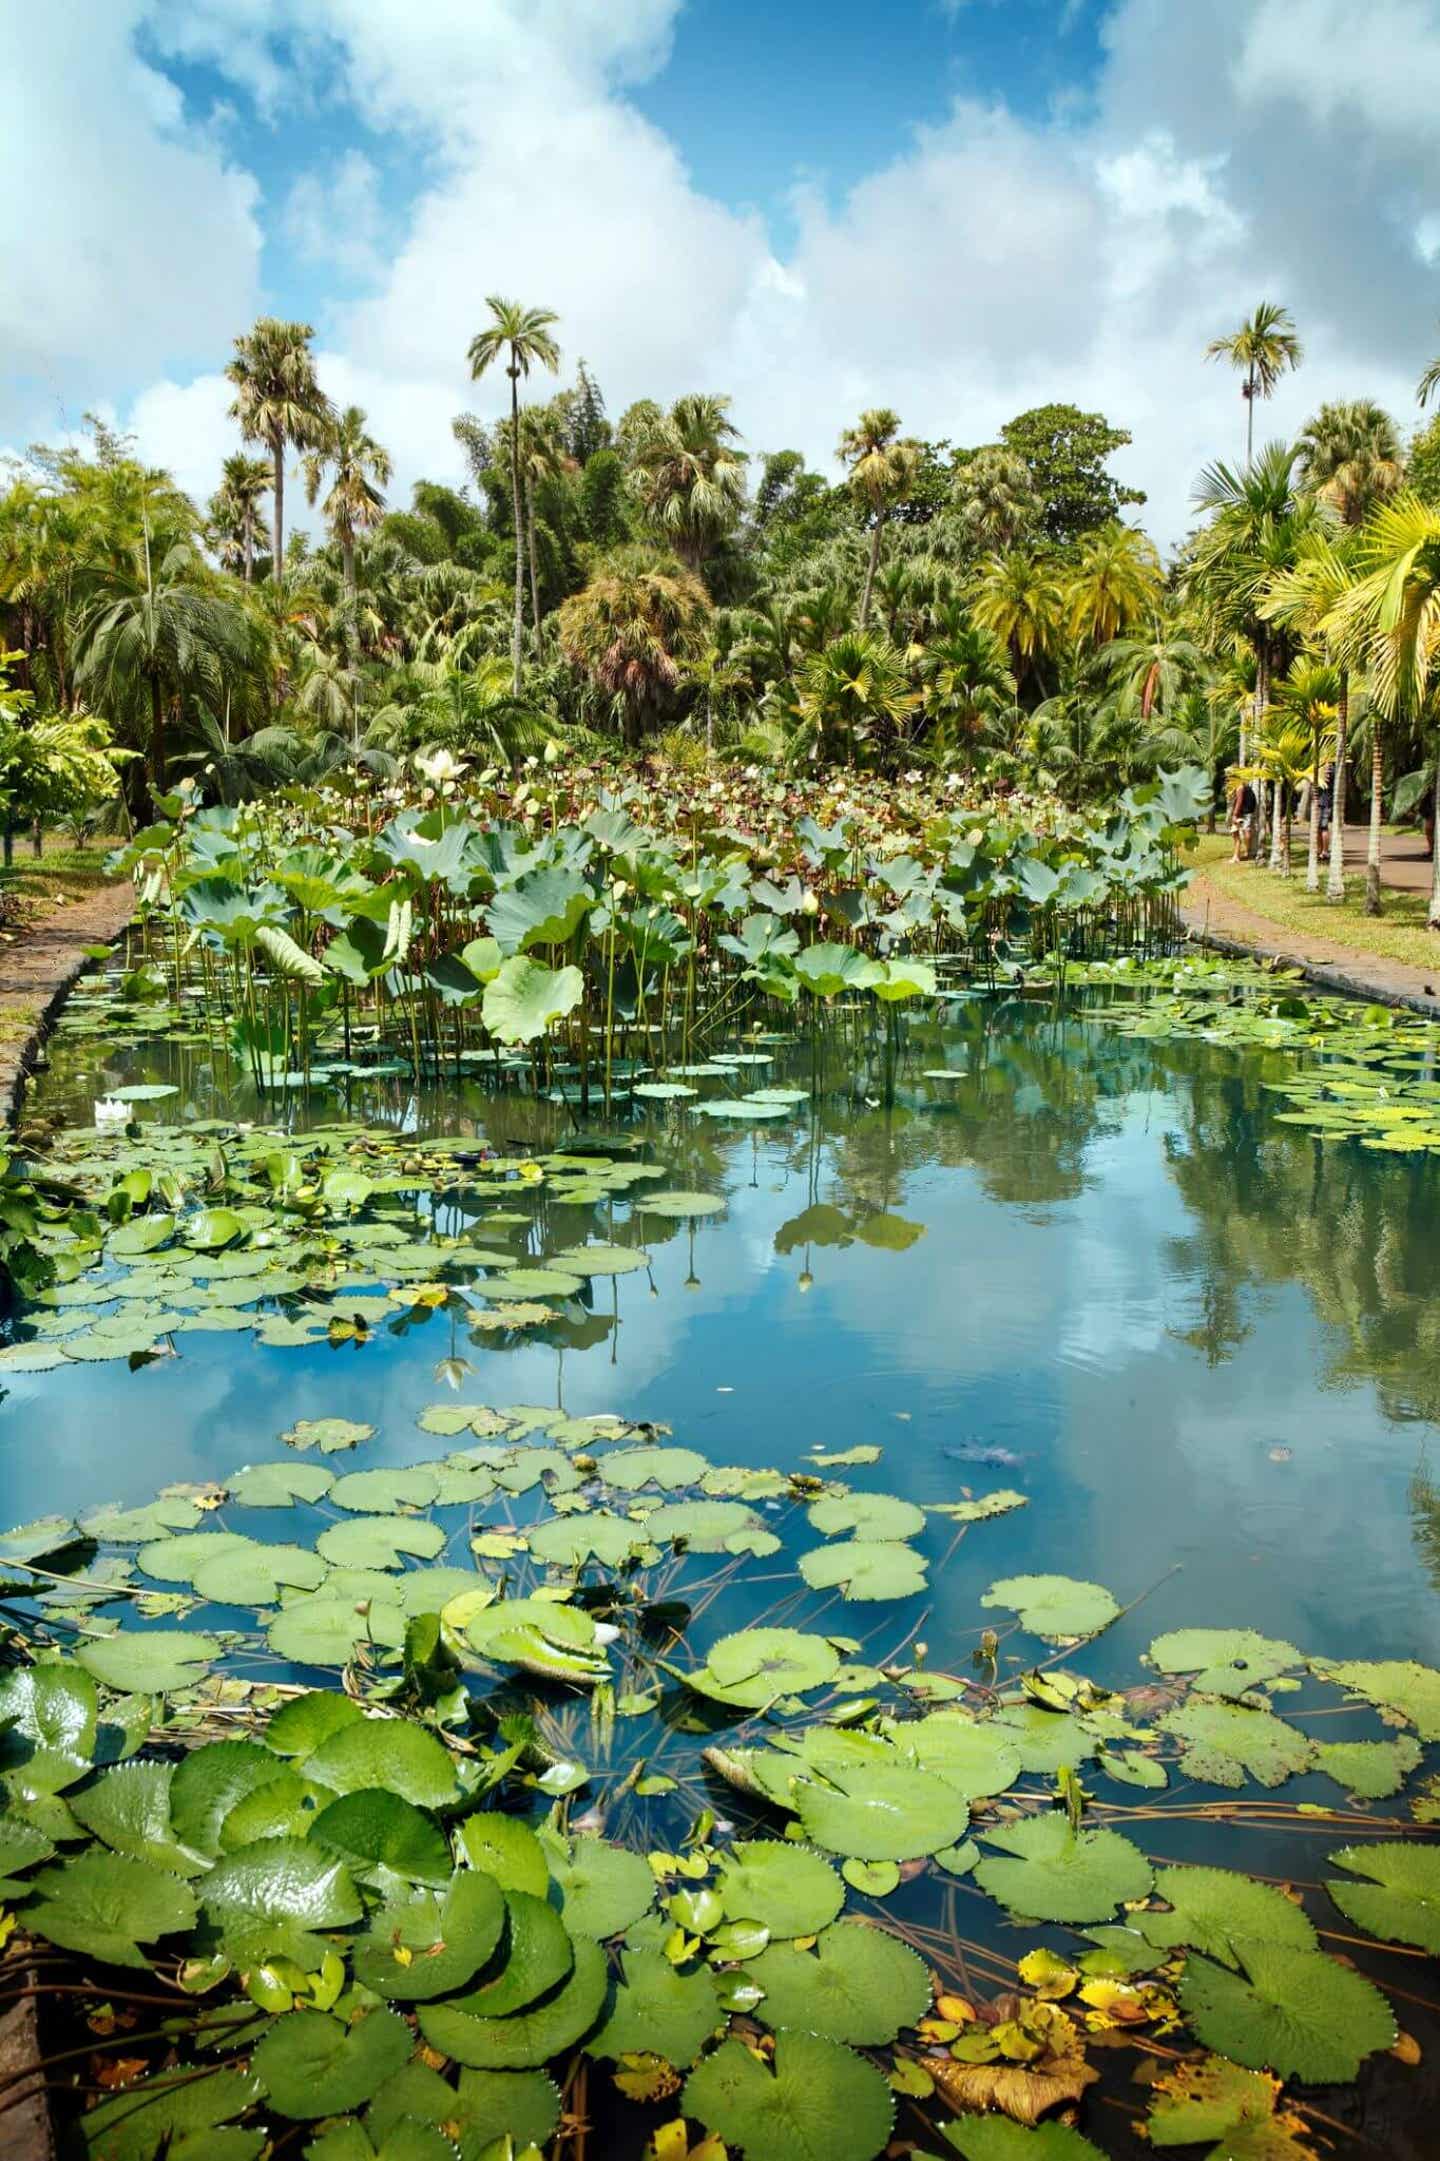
[0,840,114,921]
[1186,832,1440,975]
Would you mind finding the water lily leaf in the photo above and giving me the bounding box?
[890,1714,1023,1800]
[1178,1943,1395,2084]
[932,1490,1029,1523]
[688,1628,840,1708]
[807,1492,926,1541]
[1159,1700,1313,1788]
[136,1529,251,1585]
[639,1191,725,1218]
[717,1840,845,1939]
[227,1462,335,1508]
[202,1836,362,1966]
[0,1812,54,1886]
[1312,1659,1440,1740]
[68,1762,206,1875]
[81,1495,202,1542]
[311,1788,453,1887]
[798,1538,929,1602]
[170,1740,293,1860]
[315,1516,447,1569]
[75,2065,261,2160]
[552,1244,649,1275]
[250,2005,412,2118]
[327,1468,441,1515]
[267,1691,367,1756]
[1327,1841,1440,1952]
[283,1418,375,1455]
[303,1717,460,1808]
[1138,1865,1317,1965]
[975,1815,1153,1923]
[22,1850,198,1967]
[110,1213,177,1256]
[981,1576,1120,1644]
[266,1595,406,1666]
[463,1597,609,1685]
[588,1946,723,2071]
[1315,1736,1421,1799]
[457,1814,549,1896]
[943,2122,1104,2160]
[526,1512,642,1569]
[1146,2053,1311,2158]
[547,1833,654,1939]
[417,1930,606,2069]
[600,1446,708,1491]
[353,1868,507,1998]
[182,1208,248,1253]
[78,1631,219,1694]
[794,1758,970,1862]
[644,1499,761,1552]
[749,1919,931,2044]
[192,1541,328,1605]
[1148,1628,1302,1699]
[0,1661,97,1756]
[366,2063,561,2156]
[683,2029,893,2161]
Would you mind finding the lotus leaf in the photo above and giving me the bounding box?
[716,1839,845,1939]
[439,1891,574,2019]
[975,1815,1153,1923]
[1138,1865,1317,1964]
[266,1692,367,1757]
[353,1869,507,1997]
[1178,1942,1395,2084]
[891,1713,1023,1799]
[748,1919,930,2044]
[463,1597,609,1684]
[367,2064,561,2155]
[547,1833,654,1938]
[981,1575,1120,1643]
[1159,1700,1313,1788]
[1147,1628,1302,1699]
[310,1788,453,1887]
[418,1931,606,2069]
[202,1836,363,1965]
[482,957,584,1045]
[683,2028,894,2161]
[0,1661,97,1755]
[22,1849,198,1967]
[588,1947,722,2069]
[799,1539,928,1601]
[1327,1841,1440,1953]
[250,2006,412,2119]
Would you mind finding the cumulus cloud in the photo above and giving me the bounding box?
[10,0,1440,548]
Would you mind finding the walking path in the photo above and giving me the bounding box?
[0,880,134,1124]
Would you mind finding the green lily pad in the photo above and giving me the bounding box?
[192,1541,328,1605]
[311,1789,453,1887]
[74,2066,261,2160]
[1159,1699,1313,1788]
[683,2029,894,2161]
[1178,1942,1395,2084]
[281,1418,376,1454]
[599,1445,708,1490]
[799,1540,928,1602]
[303,1717,460,1808]
[366,2064,560,2155]
[326,1468,441,1515]
[170,1740,293,1860]
[643,1499,762,1552]
[439,1891,574,2019]
[1313,1659,1440,1740]
[227,1462,335,1508]
[315,1516,447,1570]
[250,2005,412,2118]
[981,1575,1120,1643]
[462,1598,609,1685]
[1138,1865,1317,1965]
[1145,2054,1308,2158]
[0,1662,97,1755]
[456,1814,549,1896]
[68,1762,205,1875]
[266,1595,406,1666]
[717,1840,845,1939]
[1327,1842,1440,1953]
[1148,1627,1302,1699]
[417,1931,606,2069]
[748,1920,931,2045]
[794,1758,970,1862]
[806,1492,926,1541]
[136,1529,251,1584]
[1315,1736,1422,1799]
[975,1814,1153,1924]
[22,1850,198,1968]
[589,1946,723,2068]
[526,1512,643,1570]
[546,1834,654,1939]
[688,1628,840,1708]
[943,2122,1105,2160]
[891,1714,1023,1800]
[202,1836,362,1965]
[77,1630,219,1694]
[639,1190,725,1218]
[353,1869,507,1998]
[182,1208,248,1252]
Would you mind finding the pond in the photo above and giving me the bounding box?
[5,970,1440,2158]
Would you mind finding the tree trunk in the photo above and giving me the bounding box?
[525,471,543,653]
[1365,720,1384,916]
[509,368,524,697]
[859,519,883,629]
[272,443,285,584]
[1268,778,1284,871]
[149,672,166,806]
[1253,639,1269,858]
[1305,731,1321,891]
[1327,676,1347,900]
[242,509,254,584]
[1245,364,1256,470]
[1429,756,1440,930]
[342,534,356,599]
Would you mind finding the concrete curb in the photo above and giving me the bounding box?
[0,888,135,1129]
[1181,914,1440,1021]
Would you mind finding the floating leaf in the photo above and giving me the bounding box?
[227,1462,335,1508]
[1312,1659,1440,1740]
[327,1468,441,1515]
[170,1740,292,1860]
[798,1540,928,1602]
[1315,1736,1421,1799]
[1147,1628,1302,1699]
[1178,1942,1395,2084]
[943,2122,1104,2159]
[192,1541,327,1605]
[315,1516,447,1570]
[807,1493,926,1541]
[0,1662,97,1756]
[890,1714,1023,1800]
[77,1631,219,1694]
[639,1191,725,1218]
[749,1920,930,2044]
[457,1814,550,1896]
[794,1758,970,1862]
[303,1717,460,1809]
[310,1788,453,1888]
[716,1840,845,1939]
[683,2029,894,2161]
[688,1628,840,1709]
[439,1891,573,2019]
[352,1869,507,1998]
[202,1837,362,1966]
[250,2005,412,2118]
[282,1418,375,1455]
[417,1931,606,2069]
[589,1947,722,2068]
[1159,1700,1312,1788]
[1327,1842,1440,1953]
[1146,2053,1310,2158]
[981,1576,1119,1644]
[1138,1865,1317,1965]
[74,2066,261,2161]
[975,1815,1153,1924]
[547,1834,654,1939]
[267,1595,405,1666]
[68,1762,206,1875]
[600,1446,709,1491]
[22,1850,198,1967]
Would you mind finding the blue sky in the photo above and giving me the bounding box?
[8,1,1440,544]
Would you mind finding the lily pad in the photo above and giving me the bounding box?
[1327,1842,1440,1953]
[192,1541,328,1605]
[352,1869,508,1998]
[975,1815,1153,1923]
[266,1595,406,1666]
[794,1758,971,1862]
[250,2005,412,2119]
[1312,1658,1440,1740]
[683,2028,894,2161]
[1178,1942,1395,2084]
[749,1920,931,2044]
[281,1418,376,1454]
[639,1190,726,1218]
[1145,2054,1309,2159]
[981,1575,1120,1644]
[1148,1627,1302,1699]
[1138,1865,1317,1965]
[717,1840,846,1939]
[303,1717,460,1808]
[77,1630,219,1694]
[22,1850,198,1967]
[943,2124,1105,2160]
[1159,1699,1313,1788]
[202,1836,362,1965]
[311,1788,453,1887]
[227,1462,335,1508]
[799,1540,928,1602]
[599,1445,709,1490]
[315,1516,447,1569]
[688,1628,840,1708]
[417,1930,606,2069]
[588,1946,722,2068]
[67,1762,206,1875]
[1315,1736,1422,1799]
[546,1834,654,1939]
[807,1492,926,1541]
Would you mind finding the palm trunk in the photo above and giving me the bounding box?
[1365,719,1384,916]
[1429,756,1440,930]
[1253,639,1269,858]
[342,534,356,600]
[509,369,524,697]
[525,471,542,653]
[1327,676,1347,900]
[272,443,285,584]
[1305,730,1321,891]
[1245,364,1255,470]
[1268,778,1284,871]
[242,510,254,584]
[859,518,883,628]
[149,671,166,804]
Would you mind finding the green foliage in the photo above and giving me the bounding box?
[998,404,1146,546]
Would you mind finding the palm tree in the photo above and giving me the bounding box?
[837,409,921,628]
[1063,524,1162,648]
[1296,401,1404,527]
[627,394,748,578]
[918,623,1017,770]
[1261,530,1363,901]
[225,319,336,584]
[209,454,272,583]
[303,405,392,598]
[1419,326,1440,410]
[1325,493,1440,922]
[950,446,1040,554]
[467,298,562,695]
[73,503,256,804]
[1276,660,1340,890]
[509,405,572,648]
[556,559,712,744]
[1100,624,1206,723]
[1206,303,1304,468]
[793,631,917,768]
[972,548,1063,694]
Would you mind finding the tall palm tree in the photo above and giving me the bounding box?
[225,319,336,584]
[972,548,1063,694]
[950,446,1040,554]
[627,394,748,578]
[918,623,1017,770]
[1262,530,1363,901]
[556,559,712,744]
[1418,326,1440,410]
[303,405,392,598]
[1325,493,1440,922]
[1296,400,1404,527]
[209,454,272,583]
[467,298,562,695]
[1276,659,1340,891]
[837,409,921,628]
[1063,524,1162,648]
[1206,303,1304,468]
[509,405,572,648]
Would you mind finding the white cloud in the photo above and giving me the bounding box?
[11,0,1440,548]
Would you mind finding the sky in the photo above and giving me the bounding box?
[6,0,1440,548]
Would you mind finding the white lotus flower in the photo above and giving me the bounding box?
[94,1097,130,1129]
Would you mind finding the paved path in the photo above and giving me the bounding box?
[0,881,134,1123]
[1182,869,1440,1018]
